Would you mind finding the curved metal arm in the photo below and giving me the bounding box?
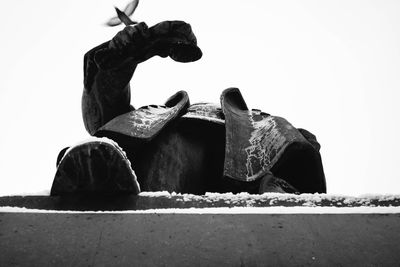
[81,21,202,135]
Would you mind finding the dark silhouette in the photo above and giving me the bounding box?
[51,20,326,196]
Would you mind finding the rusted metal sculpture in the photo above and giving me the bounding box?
[51,3,326,196]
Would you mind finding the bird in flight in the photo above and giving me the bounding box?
[106,0,139,27]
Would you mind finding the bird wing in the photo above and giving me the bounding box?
[124,0,139,16]
[106,16,122,27]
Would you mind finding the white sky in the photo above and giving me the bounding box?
[0,0,399,196]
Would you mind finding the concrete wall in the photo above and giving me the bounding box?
[1,212,400,266]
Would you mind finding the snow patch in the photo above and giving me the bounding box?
[139,191,400,207]
[182,103,225,124]
[1,206,400,214]
[1,190,51,197]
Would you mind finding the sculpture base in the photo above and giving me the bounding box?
[1,193,400,266]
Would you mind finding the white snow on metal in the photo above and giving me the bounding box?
[182,103,225,124]
[1,206,400,214]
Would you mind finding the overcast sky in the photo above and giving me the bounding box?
[0,0,399,196]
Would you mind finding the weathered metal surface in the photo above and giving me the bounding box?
[222,88,309,182]
[97,91,189,141]
[244,115,306,179]
[51,138,140,196]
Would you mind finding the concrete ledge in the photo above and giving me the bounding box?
[1,194,400,266]
[1,193,400,211]
[1,212,400,266]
